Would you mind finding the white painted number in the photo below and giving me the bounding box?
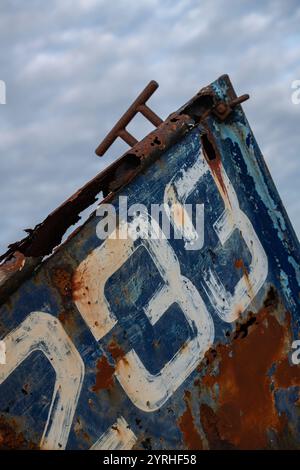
[0,312,84,450]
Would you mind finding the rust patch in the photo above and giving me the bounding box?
[234,259,243,269]
[51,265,78,331]
[74,418,92,444]
[196,287,299,449]
[274,358,300,389]
[0,415,38,450]
[71,268,84,302]
[107,338,127,362]
[92,356,115,392]
[0,251,25,281]
[234,258,254,299]
[178,391,203,450]
[200,403,234,450]
[52,267,72,297]
[58,311,66,324]
[58,309,71,325]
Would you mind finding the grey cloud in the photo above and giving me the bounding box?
[0,0,299,254]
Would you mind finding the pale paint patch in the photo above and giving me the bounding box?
[164,157,207,250]
[90,417,137,450]
[0,340,5,364]
[0,312,85,450]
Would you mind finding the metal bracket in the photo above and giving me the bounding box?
[212,94,250,121]
[95,80,163,157]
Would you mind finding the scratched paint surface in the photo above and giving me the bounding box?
[0,76,300,450]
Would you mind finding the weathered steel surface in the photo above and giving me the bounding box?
[0,75,299,450]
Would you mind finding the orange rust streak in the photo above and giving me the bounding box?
[71,264,88,302]
[234,259,243,269]
[178,391,203,450]
[206,156,231,209]
[92,356,115,392]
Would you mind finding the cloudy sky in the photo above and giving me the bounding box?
[0,0,299,254]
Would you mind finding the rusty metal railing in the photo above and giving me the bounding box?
[95,80,163,157]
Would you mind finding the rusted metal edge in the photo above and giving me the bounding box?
[0,114,194,263]
[0,74,247,301]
